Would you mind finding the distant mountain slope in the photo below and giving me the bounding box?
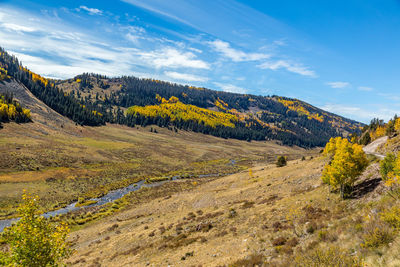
[0,47,362,147]
[57,73,363,147]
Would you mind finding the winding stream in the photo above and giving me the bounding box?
[0,171,230,232]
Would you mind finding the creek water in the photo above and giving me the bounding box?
[0,170,230,232]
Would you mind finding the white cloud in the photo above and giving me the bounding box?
[2,23,37,32]
[125,33,140,44]
[164,71,208,82]
[138,48,210,69]
[258,60,316,77]
[213,82,246,94]
[326,81,350,88]
[123,26,146,44]
[77,6,103,15]
[320,103,399,122]
[358,86,373,91]
[209,39,270,62]
[273,40,286,46]
[321,104,369,118]
[188,47,202,53]
[0,7,212,79]
[121,0,196,29]
[378,93,400,101]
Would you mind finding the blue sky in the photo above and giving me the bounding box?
[0,0,400,123]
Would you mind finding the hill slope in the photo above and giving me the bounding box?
[56,73,363,147]
[0,79,315,218]
[0,47,362,148]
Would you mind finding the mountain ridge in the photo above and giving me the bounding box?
[0,47,362,147]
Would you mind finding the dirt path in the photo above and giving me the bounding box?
[363,136,388,159]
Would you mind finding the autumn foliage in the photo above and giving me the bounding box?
[127,96,238,128]
[0,93,31,124]
[322,137,368,198]
[0,192,70,266]
[277,97,324,123]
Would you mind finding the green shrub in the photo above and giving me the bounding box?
[276,156,287,167]
[380,206,400,228]
[1,192,70,266]
[380,153,396,181]
[361,225,394,248]
[294,246,364,267]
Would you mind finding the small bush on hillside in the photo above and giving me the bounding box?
[317,230,337,242]
[276,156,287,167]
[380,206,400,228]
[294,246,364,267]
[0,192,70,266]
[380,153,396,181]
[272,236,287,246]
[360,132,371,145]
[361,224,394,248]
[230,253,264,267]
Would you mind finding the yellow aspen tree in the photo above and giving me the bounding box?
[322,137,368,198]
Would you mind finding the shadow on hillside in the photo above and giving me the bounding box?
[351,178,382,199]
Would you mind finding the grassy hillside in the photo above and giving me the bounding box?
[64,154,393,266]
[0,55,316,220]
[0,117,314,219]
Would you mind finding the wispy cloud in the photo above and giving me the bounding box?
[77,6,103,15]
[326,81,350,88]
[213,82,246,94]
[2,23,37,32]
[378,93,400,101]
[358,86,373,91]
[138,48,210,69]
[258,60,316,77]
[0,2,320,97]
[209,39,270,62]
[0,7,210,79]
[321,103,399,122]
[164,71,208,82]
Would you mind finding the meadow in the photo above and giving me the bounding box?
[0,122,312,219]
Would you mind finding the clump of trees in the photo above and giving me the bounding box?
[0,192,70,266]
[127,95,238,128]
[356,116,400,146]
[276,156,287,167]
[322,137,368,198]
[0,92,31,126]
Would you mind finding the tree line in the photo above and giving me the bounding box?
[0,48,362,147]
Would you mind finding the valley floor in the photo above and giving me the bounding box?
[67,157,336,266]
[65,151,397,267]
[0,122,312,219]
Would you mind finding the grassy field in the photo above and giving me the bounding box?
[0,121,314,219]
[65,157,335,266]
[64,154,393,267]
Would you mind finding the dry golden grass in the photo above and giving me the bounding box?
[66,157,341,267]
[0,120,314,219]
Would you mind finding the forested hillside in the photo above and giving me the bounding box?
[0,48,104,126]
[58,73,363,147]
[0,47,362,147]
